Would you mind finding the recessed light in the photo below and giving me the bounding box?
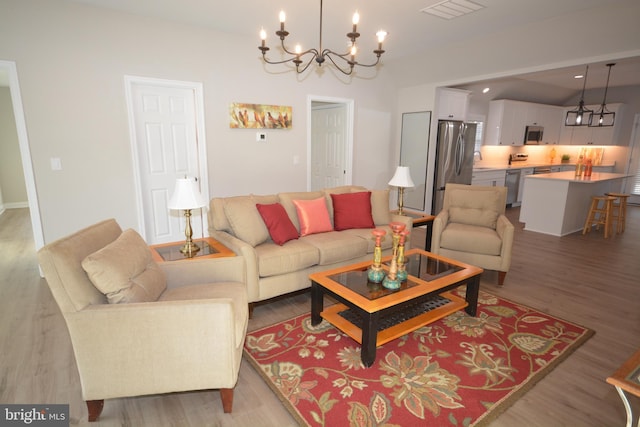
[574,74,584,79]
[482,87,490,93]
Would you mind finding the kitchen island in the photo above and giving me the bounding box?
[519,171,629,236]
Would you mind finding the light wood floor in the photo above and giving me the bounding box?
[1,206,639,426]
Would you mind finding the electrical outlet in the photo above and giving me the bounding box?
[50,157,62,171]
[256,132,267,142]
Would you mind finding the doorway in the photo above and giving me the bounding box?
[125,76,209,244]
[0,60,44,250]
[308,96,354,191]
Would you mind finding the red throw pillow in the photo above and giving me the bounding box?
[331,191,375,231]
[256,203,299,245]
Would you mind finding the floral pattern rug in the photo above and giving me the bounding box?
[244,290,593,426]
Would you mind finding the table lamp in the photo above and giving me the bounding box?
[388,166,415,215]
[168,177,206,257]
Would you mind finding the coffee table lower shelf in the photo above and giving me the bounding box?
[320,291,467,347]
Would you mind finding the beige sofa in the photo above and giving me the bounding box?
[208,186,411,312]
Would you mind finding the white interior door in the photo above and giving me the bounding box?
[127,78,208,244]
[310,102,348,190]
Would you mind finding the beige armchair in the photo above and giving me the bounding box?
[431,183,514,286]
[37,219,248,421]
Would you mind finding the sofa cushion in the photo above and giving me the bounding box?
[223,195,273,247]
[255,240,320,277]
[293,197,334,236]
[440,223,502,256]
[81,229,166,304]
[369,189,392,225]
[278,191,324,231]
[256,203,299,245]
[449,206,499,229]
[301,231,369,265]
[342,226,394,252]
[331,191,375,231]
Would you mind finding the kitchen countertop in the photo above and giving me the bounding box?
[524,171,629,183]
[473,162,615,171]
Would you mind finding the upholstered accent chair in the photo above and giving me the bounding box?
[37,219,248,421]
[431,183,514,286]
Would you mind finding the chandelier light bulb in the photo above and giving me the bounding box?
[295,44,301,55]
[376,30,387,43]
[279,11,286,23]
[352,11,360,25]
[260,28,266,41]
[350,45,357,56]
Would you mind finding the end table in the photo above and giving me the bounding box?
[150,237,235,263]
[391,209,436,251]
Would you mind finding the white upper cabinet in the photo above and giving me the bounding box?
[436,88,470,121]
[526,104,563,145]
[485,100,528,146]
[561,103,624,145]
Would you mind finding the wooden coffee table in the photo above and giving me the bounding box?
[309,248,482,367]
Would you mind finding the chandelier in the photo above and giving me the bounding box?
[565,65,593,126]
[258,0,388,75]
[589,63,616,127]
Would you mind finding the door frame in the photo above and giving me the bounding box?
[124,75,209,240]
[0,60,45,250]
[307,95,354,190]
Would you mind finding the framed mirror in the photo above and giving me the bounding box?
[399,111,431,211]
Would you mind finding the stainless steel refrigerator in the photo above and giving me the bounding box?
[432,120,477,214]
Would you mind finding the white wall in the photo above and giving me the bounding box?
[0,0,398,242]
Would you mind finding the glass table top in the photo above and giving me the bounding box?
[154,241,220,261]
[327,251,463,301]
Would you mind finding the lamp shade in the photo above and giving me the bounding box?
[168,177,206,210]
[388,166,415,188]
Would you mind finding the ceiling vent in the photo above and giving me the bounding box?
[421,0,485,20]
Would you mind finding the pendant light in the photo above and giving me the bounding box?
[589,63,616,127]
[565,65,593,126]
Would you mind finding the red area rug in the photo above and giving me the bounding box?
[244,289,593,426]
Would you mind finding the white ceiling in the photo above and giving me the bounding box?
[7,0,640,93]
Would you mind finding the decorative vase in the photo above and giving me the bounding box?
[367,229,386,283]
[396,229,410,282]
[382,222,406,290]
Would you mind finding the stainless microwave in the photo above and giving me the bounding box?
[524,125,544,144]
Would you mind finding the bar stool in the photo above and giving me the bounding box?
[582,195,616,238]
[605,192,630,234]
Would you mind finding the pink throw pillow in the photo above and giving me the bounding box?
[331,191,375,231]
[293,197,333,236]
[256,203,299,245]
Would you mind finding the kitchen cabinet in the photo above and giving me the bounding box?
[485,100,528,146]
[471,169,506,187]
[561,103,624,145]
[486,100,569,146]
[436,87,470,121]
[526,104,563,144]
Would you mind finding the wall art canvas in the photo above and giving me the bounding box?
[230,102,292,129]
